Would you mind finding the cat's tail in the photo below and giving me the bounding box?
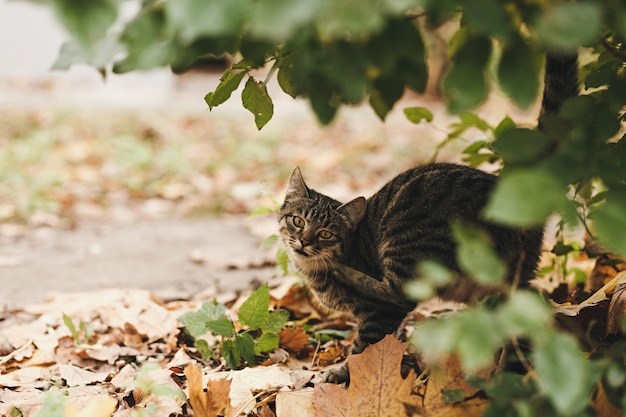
[537,52,579,156]
[539,52,579,121]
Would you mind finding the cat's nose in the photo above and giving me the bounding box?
[300,238,310,248]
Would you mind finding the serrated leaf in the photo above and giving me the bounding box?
[222,339,240,369]
[205,318,235,338]
[262,309,290,333]
[205,69,246,110]
[485,168,565,226]
[242,77,274,130]
[180,301,234,338]
[404,106,434,124]
[498,38,541,109]
[452,221,506,285]
[238,284,270,330]
[179,310,210,337]
[255,332,280,354]
[194,339,214,359]
[236,333,256,365]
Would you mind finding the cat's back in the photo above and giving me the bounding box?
[366,163,496,223]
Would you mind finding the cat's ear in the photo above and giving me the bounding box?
[338,197,366,228]
[286,167,310,199]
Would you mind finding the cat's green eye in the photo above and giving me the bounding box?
[319,230,333,239]
[292,216,305,228]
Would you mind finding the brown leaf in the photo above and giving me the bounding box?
[184,363,231,417]
[423,355,491,417]
[278,327,310,353]
[276,284,317,319]
[316,343,348,367]
[313,334,422,417]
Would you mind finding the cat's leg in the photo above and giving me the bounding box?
[331,264,410,308]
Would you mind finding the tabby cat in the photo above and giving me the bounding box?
[278,52,578,384]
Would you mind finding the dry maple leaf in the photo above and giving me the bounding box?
[184,363,231,417]
[313,334,422,417]
[423,355,491,417]
[278,327,310,353]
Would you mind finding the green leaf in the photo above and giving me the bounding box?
[236,333,256,365]
[462,0,511,40]
[442,388,465,404]
[498,291,551,338]
[194,339,214,359]
[151,384,186,400]
[443,32,492,113]
[238,284,270,330]
[62,313,79,345]
[205,69,246,110]
[590,191,626,254]
[368,77,404,120]
[485,168,564,226]
[403,107,434,124]
[249,206,275,217]
[259,234,279,249]
[277,52,297,98]
[255,332,280,354]
[222,339,240,369]
[52,0,118,48]
[165,0,247,42]
[179,301,234,337]
[493,116,516,137]
[452,221,506,285]
[276,246,290,274]
[113,8,168,72]
[262,309,290,333]
[532,332,594,415]
[242,77,274,130]
[498,38,541,109]
[535,3,602,50]
[492,128,548,165]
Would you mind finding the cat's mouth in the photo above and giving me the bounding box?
[294,248,309,257]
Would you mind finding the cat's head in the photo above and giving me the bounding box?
[278,167,366,271]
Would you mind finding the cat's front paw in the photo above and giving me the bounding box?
[323,364,350,384]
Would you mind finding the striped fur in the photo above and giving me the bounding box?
[279,164,544,382]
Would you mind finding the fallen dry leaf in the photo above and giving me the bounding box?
[423,355,491,417]
[278,327,310,353]
[64,395,117,417]
[313,334,422,417]
[316,343,348,367]
[275,389,315,417]
[185,363,231,417]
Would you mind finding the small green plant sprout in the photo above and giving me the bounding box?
[179,284,289,369]
[125,363,186,411]
[62,312,98,348]
[250,198,292,276]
